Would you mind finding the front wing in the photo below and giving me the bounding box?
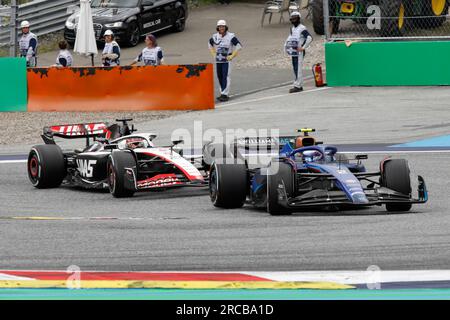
[275,173,428,209]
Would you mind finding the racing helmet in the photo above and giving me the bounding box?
[302,150,323,162]
[126,138,147,149]
[20,21,30,28]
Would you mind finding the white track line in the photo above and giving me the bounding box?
[0,273,34,281]
[217,86,332,108]
[0,160,26,164]
[244,270,450,285]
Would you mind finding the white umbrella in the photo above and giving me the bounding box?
[74,0,98,66]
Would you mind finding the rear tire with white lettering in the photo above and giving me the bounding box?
[107,152,136,198]
[28,145,66,188]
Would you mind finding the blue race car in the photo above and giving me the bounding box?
[205,129,428,215]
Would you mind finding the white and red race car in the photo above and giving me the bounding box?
[27,119,207,197]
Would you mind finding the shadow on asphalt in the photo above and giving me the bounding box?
[210,204,423,217]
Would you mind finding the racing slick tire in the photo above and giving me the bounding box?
[209,161,247,209]
[266,162,295,216]
[107,151,136,198]
[381,159,412,212]
[28,145,66,188]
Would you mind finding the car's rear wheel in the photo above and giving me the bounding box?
[209,161,247,208]
[107,152,136,198]
[266,162,294,215]
[172,7,186,32]
[381,159,412,212]
[126,21,140,47]
[28,145,66,188]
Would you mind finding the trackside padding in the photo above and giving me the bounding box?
[325,41,450,86]
[27,64,214,111]
[0,58,27,112]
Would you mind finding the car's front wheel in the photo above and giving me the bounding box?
[266,162,294,215]
[107,152,136,198]
[381,159,412,212]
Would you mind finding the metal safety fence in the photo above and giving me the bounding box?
[0,0,78,53]
[311,0,450,41]
[0,5,10,46]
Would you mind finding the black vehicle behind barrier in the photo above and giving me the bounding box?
[64,0,188,47]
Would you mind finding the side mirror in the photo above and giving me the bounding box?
[355,154,368,160]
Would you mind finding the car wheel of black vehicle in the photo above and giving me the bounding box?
[266,162,294,216]
[172,8,186,32]
[312,0,325,35]
[421,0,449,28]
[209,161,247,208]
[126,21,140,47]
[381,159,412,212]
[380,0,406,37]
[312,0,339,35]
[107,152,136,198]
[28,145,65,188]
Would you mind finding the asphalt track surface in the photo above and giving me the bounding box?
[1,85,450,271]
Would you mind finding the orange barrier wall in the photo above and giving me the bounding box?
[27,64,214,111]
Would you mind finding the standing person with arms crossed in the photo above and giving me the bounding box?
[285,11,313,93]
[102,30,121,67]
[130,34,164,66]
[208,20,242,102]
[18,21,38,67]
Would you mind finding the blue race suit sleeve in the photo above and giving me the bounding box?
[29,38,37,52]
[113,46,120,58]
[231,37,241,46]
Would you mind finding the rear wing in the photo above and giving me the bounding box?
[42,123,113,145]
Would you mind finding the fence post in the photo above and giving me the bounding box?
[9,0,18,57]
[323,0,330,41]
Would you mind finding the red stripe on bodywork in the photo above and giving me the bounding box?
[1,271,271,281]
